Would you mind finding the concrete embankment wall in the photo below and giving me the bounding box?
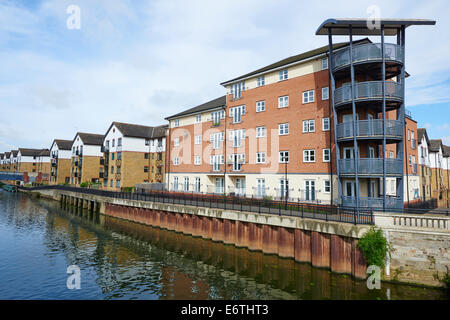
[38,189,369,279]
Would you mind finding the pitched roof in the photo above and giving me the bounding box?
[0,153,3,159]
[417,128,429,146]
[442,145,450,157]
[74,133,104,146]
[165,95,226,120]
[220,38,371,86]
[429,139,443,152]
[4,152,10,158]
[38,149,50,157]
[18,148,44,157]
[53,139,73,150]
[11,150,18,157]
[108,122,167,139]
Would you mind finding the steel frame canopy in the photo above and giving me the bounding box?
[316,18,436,36]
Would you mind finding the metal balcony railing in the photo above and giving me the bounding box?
[339,158,403,175]
[336,119,402,140]
[342,196,403,209]
[334,81,403,106]
[333,43,404,71]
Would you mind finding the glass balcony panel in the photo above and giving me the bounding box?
[339,158,402,175]
[333,43,404,70]
[335,81,402,106]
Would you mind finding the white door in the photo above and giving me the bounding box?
[235,178,245,196]
[257,179,265,198]
[305,180,315,201]
[215,177,224,194]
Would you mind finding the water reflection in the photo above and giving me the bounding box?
[0,191,447,300]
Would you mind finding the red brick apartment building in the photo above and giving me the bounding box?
[165,19,434,209]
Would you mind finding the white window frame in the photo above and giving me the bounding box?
[322,57,328,70]
[279,151,289,163]
[322,118,330,131]
[174,119,180,127]
[257,76,265,87]
[173,176,178,191]
[174,137,180,147]
[210,132,224,149]
[194,155,201,165]
[322,87,329,100]
[279,123,289,135]
[256,100,266,112]
[173,157,180,166]
[195,114,202,123]
[303,120,315,133]
[303,150,316,163]
[256,152,266,164]
[229,129,245,148]
[323,149,331,162]
[194,177,201,193]
[324,180,331,193]
[194,135,201,145]
[184,177,189,192]
[279,69,288,81]
[230,105,245,124]
[302,90,315,104]
[256,126,266,138]
[278,95,289,108]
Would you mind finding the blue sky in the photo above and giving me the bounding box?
[0,0,449,152]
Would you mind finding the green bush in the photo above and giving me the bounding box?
[358,227,390,269]
[80,182,89,188]
[122,187,134,193]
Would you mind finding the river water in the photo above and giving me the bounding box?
[0,190,447,300]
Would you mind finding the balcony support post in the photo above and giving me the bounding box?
[381,25,387,211]
[397,26,406,209]
[328,29,341,207]
[349,26,360,213]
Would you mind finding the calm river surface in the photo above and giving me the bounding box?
[0,190,448,300]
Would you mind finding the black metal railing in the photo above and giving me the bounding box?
[16,184,375,225]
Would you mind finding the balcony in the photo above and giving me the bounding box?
[336,119,402,141]
[339,158,402,176]
[333,43,404,79]
[334,81,403,109]
[342,196,403,209]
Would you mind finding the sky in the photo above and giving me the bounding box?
[0,0,450,152]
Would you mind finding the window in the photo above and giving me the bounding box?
[194,177,201,193]
[210,155,224,171]
[196,114,202,123]
[173,177,178,191]
[409,155,412,165]
[303,150,315,162]
[195,135,201,145]
[111,166,114,174]
[110,179,113,187]
[390,151,394,158]
[210,132,224,149]
[256,100,265,112]
[280,179,289,198]
[174,137,180,147]
[256,152,266,164]
[324,180,331,193]
[117,166,121,173]
[112,139,115,147]
[322,87,329,100]
[256,126,266,138]
[278,96,289,108]
[230,154,245,171]
[303,90,315,104]
[229,129,245,147]
[279,69,288,81]
[145,139,150,146]
[231,81,245,99]
[229,105,245,123]
[174,157,180,166]
[194,155,201,165]
[211,110,225,126]
[322,118,330,131]
[279,151,289,163]
[303,120,315,133]
[144,166,149,173]
[322,57,328,70]
[257,76,265,87]
[323,149,331,162]
[174,119,179,127]
[279,123,289,135]
[117,152,122,160]
[118,138,122,146]
[184,177,189,191]
[257,179,266,197]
